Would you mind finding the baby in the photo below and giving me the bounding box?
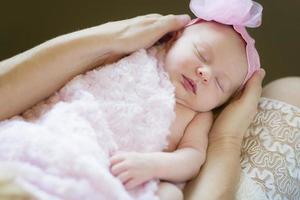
[110,0,262,199]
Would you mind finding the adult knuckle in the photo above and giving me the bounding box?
[145,13,162,18]
[165,14,176,19]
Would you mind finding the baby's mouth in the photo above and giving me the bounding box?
[182,75,197,94]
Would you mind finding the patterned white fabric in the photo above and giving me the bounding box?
[236,171,267,200]
[240,97,300,200]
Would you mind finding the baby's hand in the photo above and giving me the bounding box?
[109,151,157,189]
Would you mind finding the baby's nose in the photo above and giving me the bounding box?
[196,67,211,84]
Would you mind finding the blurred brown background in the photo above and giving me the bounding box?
[0,0,299,84]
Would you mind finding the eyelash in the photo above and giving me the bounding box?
[193,46,206,63]
[215,78,223,92]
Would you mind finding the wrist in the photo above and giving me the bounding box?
[85,21,129,55]
[68,24,115,54]
[146,152,166,179]
[208,134,243,154]
[48,24,118,72]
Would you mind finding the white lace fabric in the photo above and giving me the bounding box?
[240,97,300,200]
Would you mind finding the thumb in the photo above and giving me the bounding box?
[240,68,266,104]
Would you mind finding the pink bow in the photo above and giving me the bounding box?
[190,0,263,28]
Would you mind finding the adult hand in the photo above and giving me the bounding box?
[101,14,191,54]
[209,68,266,147]
[184,68,266,200]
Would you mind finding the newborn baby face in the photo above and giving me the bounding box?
[164,21,248,112]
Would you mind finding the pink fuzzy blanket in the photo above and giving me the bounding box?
[0,49,176,200]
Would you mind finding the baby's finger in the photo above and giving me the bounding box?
[117,171,132,184]
[109,154,125,165]
[125,178,145,190]
[111,162,128,176]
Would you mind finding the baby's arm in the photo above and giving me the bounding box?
[110,111,213,189]
[154,111,213,182]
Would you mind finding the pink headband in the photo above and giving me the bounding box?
[187,0,263,86]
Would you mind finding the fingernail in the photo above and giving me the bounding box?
[177,14,191,25]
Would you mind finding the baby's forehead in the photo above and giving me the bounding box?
[184,22,245,46]
[185,22,247,64]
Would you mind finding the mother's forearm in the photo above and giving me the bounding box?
[184,138,242,200]
[0,23,120,120]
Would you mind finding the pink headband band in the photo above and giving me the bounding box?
[187,0,263,86]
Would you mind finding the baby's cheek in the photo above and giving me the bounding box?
[165,60,187,80]
[166,49,191,70]
[197,92,221,112]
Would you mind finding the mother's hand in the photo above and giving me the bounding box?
[184,69,266,200]
[103,14,191,54]
[209,68,266,147]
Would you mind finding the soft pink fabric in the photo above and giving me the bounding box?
[0,49,176,200]
[188,0,263,86]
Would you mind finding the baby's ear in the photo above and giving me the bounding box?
[157,30,183,45]
[173,30,183,39]
[162,30,184,51]
[167,30,183,42]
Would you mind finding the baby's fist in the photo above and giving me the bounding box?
[109,151,157,189]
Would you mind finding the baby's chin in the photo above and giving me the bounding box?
[174,96,214,112]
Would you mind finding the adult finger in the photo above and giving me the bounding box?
[240,68,266,104]
[158,14,191,33]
